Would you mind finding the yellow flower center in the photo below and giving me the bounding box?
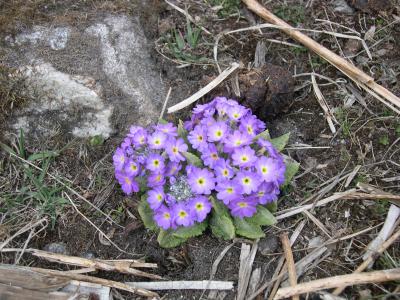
[215,130,222,137]
[238,202,248,208]
[211,153,218,159]
[197,177,205,185]
[130,164,137,171]
[195,203,204,211]
[178,210,187,218]
[247,126,253,134]
[235,140,242,146]
[124,177,131,184]
[153,160,159,166]
[241,155,248,162]
[227,187,233,194]
[223,169,228,176]
[172,147,178,154]
[233,113,239,119]
[197,135,203,141]
[157,194,163,201]
[243,177,251,185]
[156,174,162,182]
[139,137,145,144]
[163,212,170,220]
[154,139,160,145]
[262,166,268,174]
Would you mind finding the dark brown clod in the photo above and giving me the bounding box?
[239,63,295,120]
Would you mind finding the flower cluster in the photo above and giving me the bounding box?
[113,97,286,231]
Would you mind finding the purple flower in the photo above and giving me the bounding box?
[154,205,173,230]
[193,102,216,118]
[121,137,133,150]
[227,104,248,122]
[188,125,208,151]
[201,144,220,168]
[229,196,258,218]
[215,96,230,116]
[113,147,126,171]
[215,179,243,205]
[148,131,167,150]
[173,203,194,227]
[146,153,165,173]
[200,116,216,128]
[166,138,188,162]
[232,146,257,168]
[166,162,181,177]
[115,172,139,195]
[125,159,140,177]
[254,182,279,204]
[207,121,228,142]
[132,128,148,147]
[236,171,261,194]
[187,167,215,195]
[127,125,141,138]
[154,123,178,136]
[256,156,283,183]
[214,159,234,180]
[189,196,212,222]
[224,130,252,152]
[147,187,165,210]
[258,139,280,159]
[148,172,166,188]
[239,114,266,136]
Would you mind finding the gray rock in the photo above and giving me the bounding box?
[43,242,69,255]
[2,15,165,140]
[258,235,279,256]
[333,0,355,14]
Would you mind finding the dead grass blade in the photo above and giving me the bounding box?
[280,233,299,300]
[167,62,239,113]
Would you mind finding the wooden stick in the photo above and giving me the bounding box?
[28,249,161,279]
[280,233,299,300]
[126,280,234,290]
[241,0,400,113]
[333,227,400,295]
[274,268,400,300]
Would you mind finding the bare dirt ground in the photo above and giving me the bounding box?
[1,0,400,299]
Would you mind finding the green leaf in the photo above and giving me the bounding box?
[183,152,203,167]
[138,195,157,231]
[178,119,188,139]
[254,129,271,141]
[234,217,265,239]
[173,221,207,239]
[0,142,16,156]
[270,133,290,151]
[210,214,235,240]
[137,176,148,193]
[89,135,104,146]
[210,196,229,216]
[27,151,59,161]
[283,158,300,186]
[248,206,277,226]
[158,229,187,248]
[174,30,185,50]
[266,201,278,213]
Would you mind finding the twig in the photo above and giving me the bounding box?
[241,0,400,114]
[238,241,259,300]
[167,62,240,113]
[0,217,48,251]
[28,248,160,279]
[125,280,233,290]
[159,87,172,121]
[280,233,299,300]
[344,165,361,188]
[274,268,400,300]
[302,210,332,239]
[267,220,306,300]
[333,227,400,295]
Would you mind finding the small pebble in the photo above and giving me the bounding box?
[258,236,279,256]
[43,242,69,255]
